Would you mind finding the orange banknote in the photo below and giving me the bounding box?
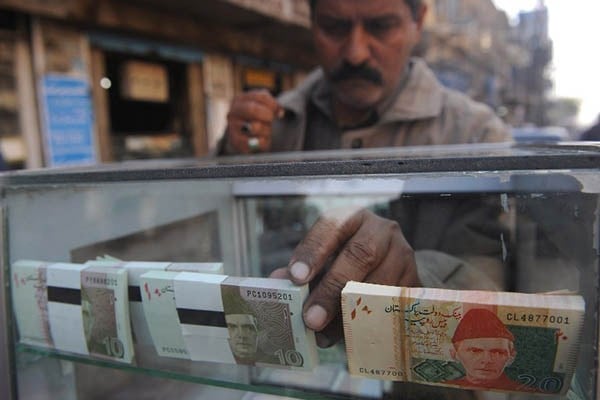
[342,282,585,395]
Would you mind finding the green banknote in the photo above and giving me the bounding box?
[219,276,318,369]
[140,272,320,370]
[80,265,134,363]
[85,260,222,349]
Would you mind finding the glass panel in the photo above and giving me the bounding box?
[5,168,599,399]
[237,171,600,399]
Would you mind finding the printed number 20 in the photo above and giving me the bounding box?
[518,374,563,393]
[275,349,304,367]
[102,337,125,358]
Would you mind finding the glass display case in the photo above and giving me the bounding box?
[1,143,599,400]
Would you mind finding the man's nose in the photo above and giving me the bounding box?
[481,351,493,363]
[343,25,371,65]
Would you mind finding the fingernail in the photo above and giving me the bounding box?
[290,261,310,281]
[277,108,285,119]
[305,305,327,330]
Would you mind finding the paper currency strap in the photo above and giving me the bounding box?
[176,308,227,328]
[47,286,81,305]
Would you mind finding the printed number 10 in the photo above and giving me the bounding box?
[275,349,304,367]
[102,336,125,358]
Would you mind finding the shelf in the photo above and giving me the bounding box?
[16,343,383,400]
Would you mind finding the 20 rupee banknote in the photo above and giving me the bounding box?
[342,282,585,395]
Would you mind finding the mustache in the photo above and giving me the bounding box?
[330,63,383,85]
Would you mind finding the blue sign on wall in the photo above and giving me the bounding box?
[41,75,96,166]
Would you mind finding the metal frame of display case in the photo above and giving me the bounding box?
[1,142,599,400]
[0,142,599,185]
[1,205,17,399]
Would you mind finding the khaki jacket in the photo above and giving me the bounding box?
[271,58,511,151]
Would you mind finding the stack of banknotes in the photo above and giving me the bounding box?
[341,282,585,395]
[12,260,135,363]
[11,259,318,370]
[12,258,587,393]
[140,271,318,369]
[11,259,225,363]
[88,259,224,349]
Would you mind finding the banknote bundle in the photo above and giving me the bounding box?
[341,282,585,395]
[47,262,135,363]
[85,260,223,347]
[11,260,54,348]
[12,260,135,363]
[141,271,318,370]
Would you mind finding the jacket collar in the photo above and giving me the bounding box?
[278,57,444,123]
[278,69,323,117]
[380,58,444,122]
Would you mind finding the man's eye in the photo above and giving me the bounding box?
[365,19,398,36]
[318,19,352,37]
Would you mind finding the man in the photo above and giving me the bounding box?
[222,0,508,154]
[447,308,530,391]
[221,0,511,349]
[225,313,260,364]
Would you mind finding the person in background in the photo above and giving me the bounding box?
[219,0,511,369]
[580,114,600,141]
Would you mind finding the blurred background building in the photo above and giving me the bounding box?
[0,0,576,169]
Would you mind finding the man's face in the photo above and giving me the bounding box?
[226,314,258,360]
[312,0,425,112]
[452,338,515,384]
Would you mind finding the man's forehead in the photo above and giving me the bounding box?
[314,0,410,19]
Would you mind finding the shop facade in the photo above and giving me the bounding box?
[0,0,314,167]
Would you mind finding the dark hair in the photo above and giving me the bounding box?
[309,0,424,21]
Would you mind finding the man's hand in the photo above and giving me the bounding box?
[271,207,421,347]
[225,89,284,154]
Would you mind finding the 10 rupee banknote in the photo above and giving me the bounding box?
[43,262,134,363]
[12,260,54,347]
[141,271,318,370]
[342,282,585,395]
[85,260,223,348]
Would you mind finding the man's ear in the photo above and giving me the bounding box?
[506,348,517,366]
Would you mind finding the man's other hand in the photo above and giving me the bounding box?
[225,89,284,154]
[271,207,421,347]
